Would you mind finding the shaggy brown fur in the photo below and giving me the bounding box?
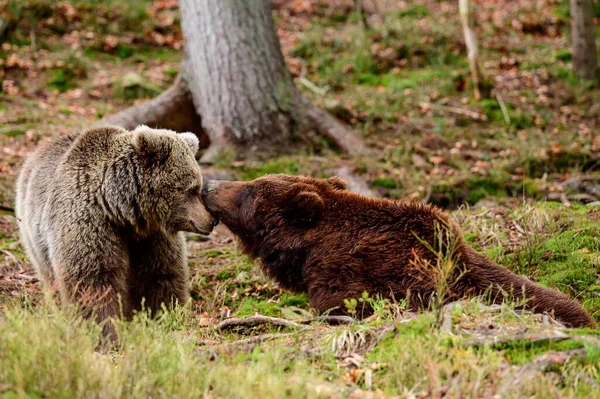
[202,174,596,328]
[16,125,217,338]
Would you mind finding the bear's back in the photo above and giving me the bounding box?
[16,133,79,280]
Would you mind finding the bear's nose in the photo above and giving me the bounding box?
[201,180,221,197]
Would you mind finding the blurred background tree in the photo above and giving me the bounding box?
[569,0,598,80]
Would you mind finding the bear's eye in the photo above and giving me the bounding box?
[244,187,252,196]
[187,185,201,196]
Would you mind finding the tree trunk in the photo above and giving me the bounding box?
[99,0,369,161]
[180,0,299,160]
[570,0,598,80]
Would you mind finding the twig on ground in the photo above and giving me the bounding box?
[298,315,356,325]
[546,192,600,205]
[215,315,308,332]
[462,331,570,348]
[298,76,329,96]
[200,332,297,358]
[496,93,511,126]
[419,102,488,121]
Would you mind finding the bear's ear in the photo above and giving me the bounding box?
[134,131,161,154]
[326,176,348,190]
[282,186,324,226]
[134,131,172,165]
[178,132,199,154]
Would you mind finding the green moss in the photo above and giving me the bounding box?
[480,98,533,129]
[499,338,585,365]
[237,298,282,317]
[396,5,429,18]
[279,293,309,308]
[372,177,402,189]
[3,129,25,137]
[236,158,300,181]
[217,271,234,281]
[521,178,542,199]
[555,49,572,62]
[514,150,597,178]
[47,68,76,92]
[204,249,224,258]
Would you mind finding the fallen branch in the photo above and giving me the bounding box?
[462,331,569,348]
[419,102,488,121]
[298,315,356,325]
[215,315,307,332]
[546,192,598,205]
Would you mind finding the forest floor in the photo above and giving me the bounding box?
[1,0,600,397]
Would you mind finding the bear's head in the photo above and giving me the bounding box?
[120,126,217,236]
[201,174,348,288]
[201,174,347,236]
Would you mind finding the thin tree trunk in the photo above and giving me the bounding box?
[459,0,489,100]
[570,0,598,80]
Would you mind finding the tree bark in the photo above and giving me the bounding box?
[570,0,598,80]
[180,0,298,160]
[98,0,369,161]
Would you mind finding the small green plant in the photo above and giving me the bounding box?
[47,68,76,92]
[411,220,465,327]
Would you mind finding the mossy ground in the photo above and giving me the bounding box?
[1,0,600,397]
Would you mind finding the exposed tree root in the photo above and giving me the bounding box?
[297,315,356,325]
[215,315,307,332]
[300,95,371,157]
[94,73,209,148]
[97,73,370,160]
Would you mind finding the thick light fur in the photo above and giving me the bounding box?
[16,125,216,338]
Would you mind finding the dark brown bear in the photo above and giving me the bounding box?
[202,174,596,328]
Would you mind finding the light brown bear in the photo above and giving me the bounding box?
[201,174,596,328]
[16,125,217,337]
